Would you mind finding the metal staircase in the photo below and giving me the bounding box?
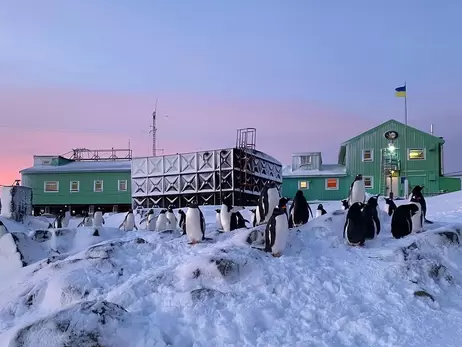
[380,148,400,196]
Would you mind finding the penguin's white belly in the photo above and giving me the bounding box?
[266,188,280,222]
[156,216,168,232]
[93,212,103,227]
[256,208,262,225]
[220,208,231,232]
[186,210,203,242]
[271,214,289,255]
[125,215,135,230]
[166,212,177,228]
[316,210,322,218]
[350,183,366,204]
[62,213,71,227]
[410,203,423,232]
[216,213,223,229]
[147,215,156,231]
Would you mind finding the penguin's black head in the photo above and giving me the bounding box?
[147,209,154,215]
[266,181,276,188]
[317,204,323,209]
[187,203,199,209]
[97,207,101,211]
[350,202,365,211]
[178,209,185,215]
[367,196,379,207]
[215,208,221,213]
[250,209,256,214]
[410,195,421,203]
[278,197,289,209]
[355,174,363,181]
[295,190,304,197]
[412,185,423,194]
[341,199,349,208]
[128,209,133,213]
[385,198,393,205]
[159,209,167,214]
[408,204,419,215]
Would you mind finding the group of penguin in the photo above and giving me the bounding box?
[51,207,106,230]
[343,173,430,246]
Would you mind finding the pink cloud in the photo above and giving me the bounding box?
[0,87,370,183]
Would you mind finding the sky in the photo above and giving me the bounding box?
[1,0,462,184]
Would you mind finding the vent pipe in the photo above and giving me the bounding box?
[430,124,434,135]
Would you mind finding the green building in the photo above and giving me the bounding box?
[20,153,132,215]
[282,119,461,201]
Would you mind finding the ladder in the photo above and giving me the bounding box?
[380,148,400,196]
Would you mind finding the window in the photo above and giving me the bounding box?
[70,181,79,192]
[325,178,339,190]
[362,149,374,162]
[94,180,103,192]
[118,180,127,191]
[44,181,59,192]
[300,156,312,165]
[298,181,309,189]
[364,176,373,189]
[408,148,425,160]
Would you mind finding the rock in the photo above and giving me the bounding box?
[92,229,100,237]
[32,229,51,242]
[436,231,459,244]
[211,258,239,277]
[190,288,223,302]
[134,238,146,244]
[428,264,453,283]
[414,290,435,301]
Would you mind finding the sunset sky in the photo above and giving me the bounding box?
[1,0,461,184]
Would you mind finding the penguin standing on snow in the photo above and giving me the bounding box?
[77,211,93,227]
[230,211,249,231]
[343,202,366,246]
[362,196,381,240]
[185,204,207,245]
[409,196,424,233]
[62,206,71,228]
[384,198,397,216]
[177,209,186,235]
[256,181,280,224]
[119,209,137,231]
[289,190,312,228]
[166,205,177,228]
[316,204,327,217]
[264,197,290,257]
[156,209,169,232]
[249,209,257,227]
[215,209,223,230]
[0,221,8,238]
[410,185,432,224]
[54,210,64,228]
[146,209,156,231]
[391,203,419,239]
[93,207,105,228]
[347,174,366,205]
[220,201,244,232]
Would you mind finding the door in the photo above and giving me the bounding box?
[386,176,400,197]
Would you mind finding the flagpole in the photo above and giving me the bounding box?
[403,81,408,198]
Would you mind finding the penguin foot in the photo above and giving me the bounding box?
[425,219,434,224]
[272,252,282,258]
[187,240,198,245]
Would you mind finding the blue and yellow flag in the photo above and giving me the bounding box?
[395,85,406,98]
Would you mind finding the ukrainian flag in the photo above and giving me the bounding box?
[395,85,406,97]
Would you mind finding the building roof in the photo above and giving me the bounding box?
[282,164,347,178]
[20,160,132,174]
[340,119,445,146]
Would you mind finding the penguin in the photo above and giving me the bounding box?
[410,185,433,224]
[77,211,93,228]
[316,204,327,217]
[185,204,206,244]
[220,201,244,232]
[391,203,419,239]
[119,209,138,231]
[166,205,177,228]
[288,190,312,227]
[249,209,257,227]
[62,207,71,228]
[409,196,424,233]
[384,198,397,217]
[54,210,64,228]
[146,209,156,231]
[93,207,105,228]
[156,209,169,232]
[256,181,280,224]
[264,197,290,257]
[178,209,186,235]
[341,199,349,210]
[215,209,223,230]
[347,174,366,205]
[0,221,8,238]
[230,211,249,231]
[362,196,381,240]
[343,202,366,246]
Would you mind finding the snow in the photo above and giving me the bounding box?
[0,192,462,345]
[282,164,347,177]
[0,186,13,219]
[20,160,131,174]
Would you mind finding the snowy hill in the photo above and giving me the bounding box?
[1,195,462,346]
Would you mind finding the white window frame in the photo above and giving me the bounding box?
[298,180,309,190]
[44,181,59,193]
[94,180,104,192]
[408,148,426,160]
[363,176,374,189]
[362,149,374,162]
[325,178,339,190]
[300,156,312,165]
[118,179,128,191]
[70,181,80,192]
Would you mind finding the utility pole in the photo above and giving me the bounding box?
[149,98,158,156]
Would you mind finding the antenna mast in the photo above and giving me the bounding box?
[150,98,158,156]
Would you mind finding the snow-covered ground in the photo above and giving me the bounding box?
[1,194,462,346]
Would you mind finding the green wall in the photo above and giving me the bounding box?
[440,177,461,193]
[282,176,350,201]
[22,171,131,206]
[341,120,444,196]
